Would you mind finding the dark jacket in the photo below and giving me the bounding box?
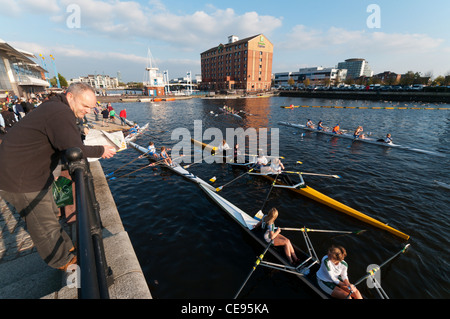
[0,94,104,193]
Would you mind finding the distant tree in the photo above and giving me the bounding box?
[303,78,310,87]
[50,73,68,87]
[287,77,295,86]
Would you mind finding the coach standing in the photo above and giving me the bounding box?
[0,83,116,270]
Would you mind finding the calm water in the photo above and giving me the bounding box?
[102,96,450,299]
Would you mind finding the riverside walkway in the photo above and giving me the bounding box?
[0,144,151,299]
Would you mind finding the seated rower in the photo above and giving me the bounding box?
[253,151,269,170]
[377,133,393,144]
[253,208,300,265]
[128,123,140,135]
[306,119,314,128]
[317,121,325,131]
[233,144,240,163]
[316,245,363,299]
[159,146,173,166]
[138,142,157,159]
[332,124,343,135]
[353,126,365,139]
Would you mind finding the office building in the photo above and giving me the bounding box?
[274,67,347,87]
[200,34,273,92]
[337,58,373,79]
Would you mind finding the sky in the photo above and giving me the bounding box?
[1,0,450,83]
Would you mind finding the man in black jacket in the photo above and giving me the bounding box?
[0,83,116,270]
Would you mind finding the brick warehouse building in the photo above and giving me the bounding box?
[200,34,273,92]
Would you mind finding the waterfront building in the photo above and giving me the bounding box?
[143,48,166,96]
[374,71,401,84]
[200,34,273,92]
[69,74,119,89]
[0,39,49,99]
[337,58,373,79]
[273,67,347,87]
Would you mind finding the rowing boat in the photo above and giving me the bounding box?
[280,105,299,109]
[279,121,444,157]
[434,180,450,190]
[229,161,410,240]
[198,183,329,299]
[127,141,216,191]
[218,107,242,119]
[189,138,409,240]
[124,123,149,143]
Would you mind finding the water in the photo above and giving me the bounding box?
[102,96,450,299]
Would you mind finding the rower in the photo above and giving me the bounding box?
[317,121,325,131]
[160,146,173,166]
[353,126,365,139]
[139,141,159,159]
[252,151,269,170]
[316,245,363,299]
[233,144,240,163]
[377,133,393,144]
[253,208,300,265]
[332,124,342,135]
[306,119,314,128]
[128,123,140,135]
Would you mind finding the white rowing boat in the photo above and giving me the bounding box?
[279,121,444,157]
[198,183,328,299]
[127,141,215,191]
[124,123,149,143]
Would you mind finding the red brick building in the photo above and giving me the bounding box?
[200,34,273,92]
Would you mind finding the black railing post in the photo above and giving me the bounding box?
[65,147,111,299]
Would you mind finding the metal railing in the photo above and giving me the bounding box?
[65,147,113,299]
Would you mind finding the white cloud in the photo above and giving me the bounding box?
[280,25,445,55]
[54,1,282,48]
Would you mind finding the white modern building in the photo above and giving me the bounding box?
[0,39,49,99]
[273,67,347,87]
[69,74,119,89]
[337,58,373,79]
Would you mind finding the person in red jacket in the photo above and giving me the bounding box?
[119,108,127,126]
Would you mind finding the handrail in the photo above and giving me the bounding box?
[65,147,112,299]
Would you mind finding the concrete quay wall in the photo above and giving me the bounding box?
[0,160,152,299]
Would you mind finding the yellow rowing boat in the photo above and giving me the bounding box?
[190,138,409,240]
[259,174,409,240]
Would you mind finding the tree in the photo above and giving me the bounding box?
[50,73,68,88]
[287,77,295,86]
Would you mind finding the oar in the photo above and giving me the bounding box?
[283,171,341,179]
[215,169,254,192]
[353,244,411,287]
[109,163,153,180]
[105,150,150,178]
[234,240,273,299]
[280,227,366,235]
[255,172,280,216]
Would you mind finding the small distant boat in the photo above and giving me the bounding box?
[280,105,299,109]
[435,180,450,190]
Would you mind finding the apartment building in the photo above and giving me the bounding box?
[69,74,119,89]
[200,34,273,92]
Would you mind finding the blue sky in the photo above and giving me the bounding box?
[1,0,450,83]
